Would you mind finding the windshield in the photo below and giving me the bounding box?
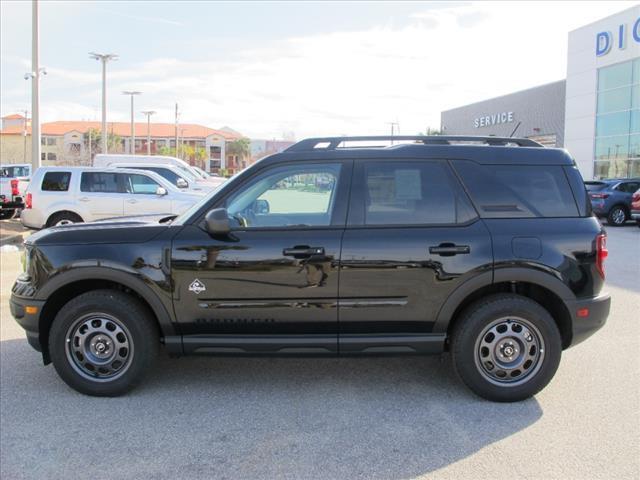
[172,171,242,225]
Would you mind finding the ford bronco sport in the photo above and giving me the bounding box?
[10,136,611,402]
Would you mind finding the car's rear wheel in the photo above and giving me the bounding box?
[46,211,83,227]
[451,294,562,402]
[607,205,627,226]
[49,290,159,396]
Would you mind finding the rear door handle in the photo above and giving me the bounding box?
[78,197,90,202]
[127,199,138,204]
[283,246,325,257]
[429,243,470,256]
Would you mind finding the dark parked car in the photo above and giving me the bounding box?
[11,136,611,402]
[630,188,640,227]
[585,178,640,226]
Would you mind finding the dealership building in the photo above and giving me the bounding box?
[441,5,640,179]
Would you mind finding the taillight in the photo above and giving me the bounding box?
[633,192,640,202]
[590,193,609,199]
[595,233,608,279]
[25,193,32,209]
[10,179,19,196]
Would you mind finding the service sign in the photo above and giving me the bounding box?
[474,111,514,128]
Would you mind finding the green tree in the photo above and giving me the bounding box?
[227,138,251,158]
[84,128,124,159]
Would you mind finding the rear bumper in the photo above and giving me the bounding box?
[631,209,640,220]
[565,292,611,347]
[10,294,45,352]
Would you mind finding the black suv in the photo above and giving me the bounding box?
[10,136,611,402]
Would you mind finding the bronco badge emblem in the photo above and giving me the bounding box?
[188,279,206,294]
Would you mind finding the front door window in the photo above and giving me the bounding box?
[226,164,341,228]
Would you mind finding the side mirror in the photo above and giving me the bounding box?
[253,199,270,215]
[156,186,168,196]
[205,208,230,235]
[176,178,188,188]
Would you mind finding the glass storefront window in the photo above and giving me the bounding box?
[597,86,632,114]
[633,58,640,85]
[632,85,640,110]
[596,111,631,136]
[598,61,633,91]
[631,110,640,134]
[594,59,640,179]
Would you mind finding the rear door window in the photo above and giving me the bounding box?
[453,161,579,218]
[80,172,120,193]
[352,160,477,226]
[616,181,640,193]
[41,172,71,191]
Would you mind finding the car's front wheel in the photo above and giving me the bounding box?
[49,290,159,396]
[451,294,562,402]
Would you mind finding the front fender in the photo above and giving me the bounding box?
[36,265,177,337]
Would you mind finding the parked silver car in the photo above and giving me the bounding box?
[20,167,204,228]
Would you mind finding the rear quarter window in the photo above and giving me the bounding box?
[453,161,579,218]
[41,171,71,192]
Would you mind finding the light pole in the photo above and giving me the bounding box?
[24,68,46,168]
[89,52,118,154]
[122,91,141,154]
[141,110,156,155]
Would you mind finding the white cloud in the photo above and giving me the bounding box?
[2,1,635,139]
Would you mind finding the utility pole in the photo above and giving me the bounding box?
[122,91,141,154]
[31,0,40,171]
[174,102,179,157]
[141,110,156,155]
[89,52,118,154]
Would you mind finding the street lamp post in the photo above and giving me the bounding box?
[122,91,141,154]
[141,110,156,155]
[89,52,118,154]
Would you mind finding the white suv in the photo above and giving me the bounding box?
[21,167,205,229]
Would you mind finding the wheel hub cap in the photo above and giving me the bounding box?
[474,317,545,386]
[65,314,134,382]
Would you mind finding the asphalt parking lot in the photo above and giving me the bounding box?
[0,222,638,480]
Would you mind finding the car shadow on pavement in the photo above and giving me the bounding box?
[1,338,543,480]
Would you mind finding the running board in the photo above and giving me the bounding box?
[171,334,446,356]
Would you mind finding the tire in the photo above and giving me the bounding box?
[451,294,562,402]
[46,211,83,227]
[607,205,627,226]
[49,290,159,396]
[0,209,16,220]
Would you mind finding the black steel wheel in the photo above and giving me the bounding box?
[49,290,158,396]
[451,294,562,402]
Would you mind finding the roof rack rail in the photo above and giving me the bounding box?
[286,135,543,152]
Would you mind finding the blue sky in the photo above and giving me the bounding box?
[0,1,635,139]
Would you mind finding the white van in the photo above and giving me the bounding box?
[107,163,216,193]
[93,154,226,188]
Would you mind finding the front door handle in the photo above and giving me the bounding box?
[429,243,470,256]
[283,246,325,258]
[78,197,90,202]
[127,199,138,204]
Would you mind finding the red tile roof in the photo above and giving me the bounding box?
[0,119,243,139]
[2,113,25,119]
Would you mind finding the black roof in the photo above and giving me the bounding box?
[260,136,575,166]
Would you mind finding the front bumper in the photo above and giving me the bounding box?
[565,292,611,347]
[10,294,45,352]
